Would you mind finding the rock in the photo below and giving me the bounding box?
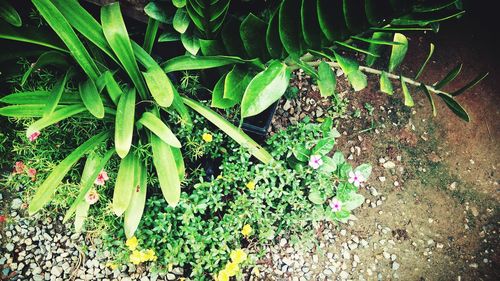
[279,238,287,247]
[383,251,390,259]
[383,161,396,169]
[11,198,23,210]
[5,243,15,252]
[449,182,457,191]
[471,207,479,217]
[283,100,292,111]
[469,263,478,269]
[392,262,400,270]
[370,187,379,197]
[51,266,63,277]
[339,271,349,279]
[391,254,397,261]
[340,229,347,236]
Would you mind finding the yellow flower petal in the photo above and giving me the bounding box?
[125,236,138,251]
[129,250,143,265]
[230,249,247,264]
[246,181,255,190]
[241,224,252,237]
[217,269,230,281]
[224,262,240,276]
[202,133,213,142]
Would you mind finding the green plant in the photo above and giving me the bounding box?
[0,0,271,237]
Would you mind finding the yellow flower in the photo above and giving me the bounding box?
[217,269,230,281]
[105,262,119,270]
[224,262,240,276]
[202,133,213,142]
[125,236,138,251]
[216,174,223,180]
[143,249,157,262]
[230,249,247,264]
[129,250,143,265]
[246,181,255,190]
[241,224,252,237]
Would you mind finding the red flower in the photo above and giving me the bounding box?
[0,215,6,223]
[13,161,25,174]
[28,131,41,142]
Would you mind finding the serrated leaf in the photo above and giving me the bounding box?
[151,134,181,208]
[241,60,290,118]
[388,33,408,72]
[400,76,414,107]
[113,153,136,216]
[28,131,110,215]
[138,111,181,148]
[115,88,136,158]
[318,61,337,97]
[380,71,393,95]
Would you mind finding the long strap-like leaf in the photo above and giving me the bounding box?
[124,159,147,238]
[113,152,137,216]
[115,88,136,158]
[79,79,105,119]
[138,112,181,148]
[28,131,111,215]
[27,104,87,137]
[151,134,181,208]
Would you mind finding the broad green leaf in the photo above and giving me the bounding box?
[354,163,372,180]
[266,8,283,58]
[180,27,200,55]
[102,71,122,105]
[183,97,273,164]
[332,151,345,166]
[434,63,462,90]
[366,32,395,66]
[0,91,81,105]
[223,66,252,102]
[173,8,190,33]
[419,84,436,117]
[199,39,225,56]
[415,43,434,79]
[241,60,290,118]
[0,0,22,27]
[211,74,237,109]
[0,21,67,52]
[21,51,68,86]
[436,92,469,122]
[308,190,326,204]
[301,0,322,49]
[279,0,303,57]
[0,104,50,118]
[380,71,393,95]
[151,134,181,207]
[138,112,181,148]
[158,31,180,42]
[400,76,414,107]
[317,61,336,97]
[319,156,337,173]
[312,137,335,155]
[44,69,71,117]
[221,17,247,57]
[115,88,136,158]
[142,67,174,107]
[113,153,136,216]
[124,159,147,238]
[388,33,408,72]
[172,0,186,8]
[27,104,86,137]
[317,0,346,41]
[452,72,489,96]
[240,13,268,60]
[343,0,369,34]
[28,131,110,215]
[144,1,174,23]
[365,0,393,26]
[335,41,379,57]
[293,144,310,162]
[63,149,115,223]
[333,52,367,91]
[101,3,147,99]
[162,55,247,72]
[343,193,365,211]
[79,79,104,119]
[32,0,99,81]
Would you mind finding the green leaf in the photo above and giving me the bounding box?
[162,55,247,72]
[335,41,380,57]
[142,67,174,107]
[0,0,22,27]
[0,21,67,52]
[0,91,81,105]
[32,0,99,81]
[199,39,225,56]
[173,8,190,33]
[21,51,68,86]
[343,193,365,211]
[102,71,122,105]
[308,189,326,204]
[400,76,414,107]
[279,0,304,58]
[223,66,252,102]
[436,92,469,122]
[301,0,322,49]
[183,97,273,164]
[319,156,337,173]
[388,33,408,72]
[79,79,105,119]
[28,131,110,215]
[171,147,185,181]
[143,18,159,54]
[332,151,345,166]
[317,0,346,41]
[419,84,436,117]
[63,149,114,223]
[113,153,136,216]
[265,8,283,59]
[293,144,310,162]
[354,163,372,180]
[27,104,87,137]
[333,51,367,91]
[158,30,180,42]
[138,112,181,148]
[144,2,174,23]
[452,72,489,96]
[0,104,49,118]
[312,137,335,155]
[415,43,434,79]
[151,134,181,208]
[44,69,71,117]
[180,27,200,55]
[115,88,136,158]
[172,0,186,8]
[211,74,236,109]
[124,159,147,238]
[240,13,268,60]
[318,61,337,97]
[434,63,462,90]
[380,71,393,95]
[343,0,369,34]
[365,32,392,67]
[222,17,247,57]
[241,60,290,118]
[101,2,147,99]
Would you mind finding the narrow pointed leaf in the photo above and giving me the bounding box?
[266,8,283,58]
[400,76,414,107]
[180,27,200,55]
[162,55,247,72]
[143,18,159,54]
[28,131,110,215]
[0,104,48,118]
[241,60,290,118]
[113,153,136,216]
[21,51,68,86]
[44,69,71,117]
[419,84,436,116]
[388,33,408,72]
[333,52,367,91]
[151,134,181,207]
[434,63,462,89]
[365,32,392,67]
[138,112,181,148]
[115,88,136,158]
[317,61,336,97]
[0,21,67,52]
[103,71,122,105]
[124,159,147,238]
[0,91,81,105]
[452,72,489,96]
[380,71,393,95]
[335,41,379,57]
[437,93,469,121]
[27,104,87,137]
[415,43,434,79]
[171,147,185,181]
[183,97,273,164]
[79,79,105,119]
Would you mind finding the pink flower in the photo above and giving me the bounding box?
[308,155,323,170]
[27,168,36,178]
[0,215,6,223]
[330,198,342,212]
[13,161,25,174]
[85,189,99,205]
[28,131,41,142]
[348,171,365,187]
[94,170,109,186]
